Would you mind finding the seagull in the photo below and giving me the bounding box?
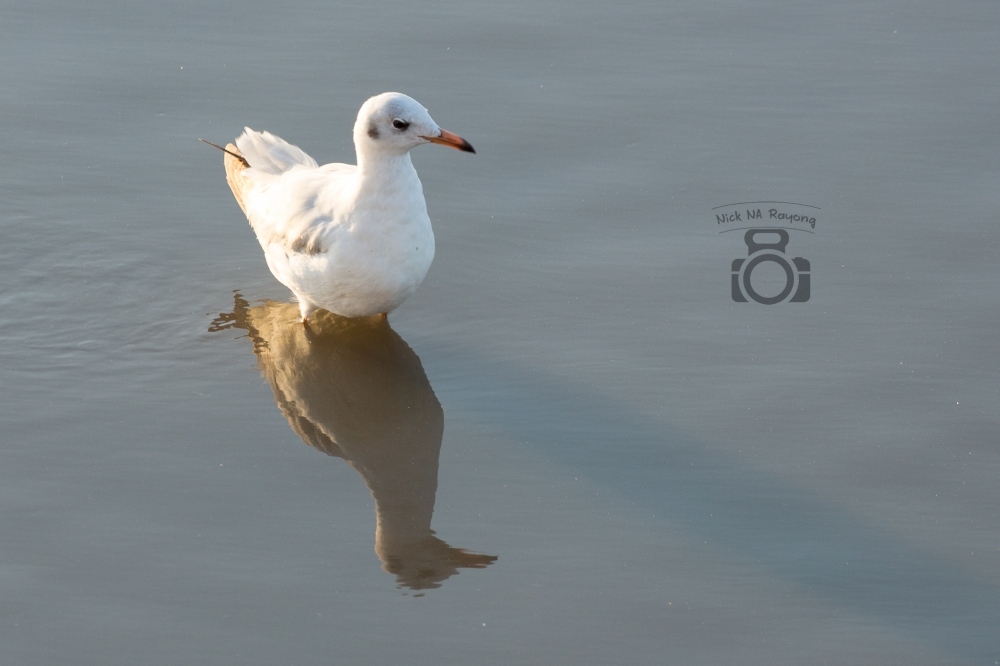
[203,92,475,321]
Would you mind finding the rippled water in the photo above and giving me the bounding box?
[2,1,999,664]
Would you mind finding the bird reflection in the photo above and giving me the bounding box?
[210,293,496,590]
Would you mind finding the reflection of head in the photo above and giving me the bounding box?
[379,534,498,591]
[212,296,496,589]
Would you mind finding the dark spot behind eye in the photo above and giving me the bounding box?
[367,122,379,139]
[392,119,410,130]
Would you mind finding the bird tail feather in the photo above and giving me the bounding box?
[235,128,319,175]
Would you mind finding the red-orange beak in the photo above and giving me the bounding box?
[420,128,476,154]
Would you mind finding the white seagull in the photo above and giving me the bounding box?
[204,92,475,321]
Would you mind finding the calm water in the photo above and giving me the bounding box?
[2,0,999,664]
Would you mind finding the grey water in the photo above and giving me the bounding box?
[2,0,999,664]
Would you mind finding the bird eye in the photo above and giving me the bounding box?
[392,119,410,130]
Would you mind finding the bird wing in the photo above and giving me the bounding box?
[241,159,357,257]
[218,129,356,256]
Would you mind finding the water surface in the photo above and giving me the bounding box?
[2,0,998,664]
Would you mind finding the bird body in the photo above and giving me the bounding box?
[214,93,474,320]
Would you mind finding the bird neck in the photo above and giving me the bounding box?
[355,150,422,202]
[356,145,414,179]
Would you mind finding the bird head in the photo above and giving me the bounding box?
[353,92,475,157]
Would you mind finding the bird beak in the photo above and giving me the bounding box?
[421,129,476,154]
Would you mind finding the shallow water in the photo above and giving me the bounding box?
[2,0,999,663]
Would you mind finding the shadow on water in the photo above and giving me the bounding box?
[414,341,1000,663]
[209,293,496,592]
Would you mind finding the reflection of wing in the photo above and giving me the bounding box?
[216,294,496,590]
[265,370,345,459]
